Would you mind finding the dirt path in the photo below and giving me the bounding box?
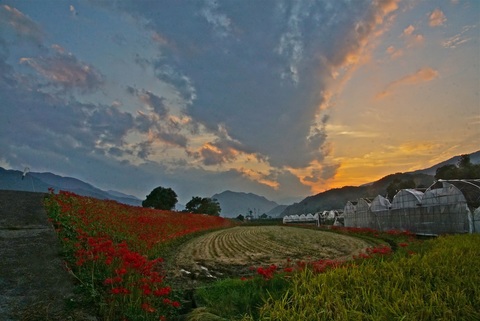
[0,190,94,321]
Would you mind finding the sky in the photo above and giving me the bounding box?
[0,0,479,205]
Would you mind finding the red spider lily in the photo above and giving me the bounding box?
[256,264,278,280]
[45,191,232,319]
[141,302,156,313]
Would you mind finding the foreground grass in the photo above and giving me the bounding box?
[195,233,480,321]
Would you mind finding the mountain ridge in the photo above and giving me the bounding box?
[0,167,142,206]
[279,150,480,217]
[2,150,478,213]
[211,190,280,218]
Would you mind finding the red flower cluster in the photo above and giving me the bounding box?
[46,190,236,319]
[256,264,278,280]
[353,244,393,260]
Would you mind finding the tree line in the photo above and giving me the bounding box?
[142,186,221,216]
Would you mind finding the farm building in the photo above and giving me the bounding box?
[344,179,480,235]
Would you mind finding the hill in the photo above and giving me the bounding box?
[279,150,480,216]
[212,190,280,218]
[266,205,289,218]
[0,167,142,206]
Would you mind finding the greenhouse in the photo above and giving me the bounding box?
[344,179,480,235]
[343,201,357,227]
[354,198,372,228]
[391,189,423,209]
[282,213,319,225]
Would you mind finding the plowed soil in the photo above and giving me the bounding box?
[174,225,372,277]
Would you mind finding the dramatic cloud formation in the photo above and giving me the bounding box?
[20,45,104,93]
[0,0,478,205]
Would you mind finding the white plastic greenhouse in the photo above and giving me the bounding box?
[344,179,480,235]
[391,189,423,209]
[370,195,391,211]
[282,213,319,225]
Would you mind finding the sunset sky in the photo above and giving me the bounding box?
[1,0,478,205]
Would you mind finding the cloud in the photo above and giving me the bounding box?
[200,0,233,38]
[0,1,419,204]
[442,25,475,48]
[138,91,169,117]
[126,87,189,150]
[20,45,104,93]
[429,9,446,27]
[156,0,400,170]
[376,67,439,99]
[0,5,44,44]
[386,45,403,59]
[69,5,78,17]
[401,24,424,47]
[0,82,136,166]
[322,0,400,69]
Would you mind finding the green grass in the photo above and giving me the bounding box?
[194,275,290,320]
[254,234,480,321]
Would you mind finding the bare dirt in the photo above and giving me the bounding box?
[173,225,372,278]
[0,190,95,321]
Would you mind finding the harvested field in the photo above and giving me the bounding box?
[174,226,372,276]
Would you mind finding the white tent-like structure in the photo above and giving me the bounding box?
[370,195,391,212]
[391,189,423,209]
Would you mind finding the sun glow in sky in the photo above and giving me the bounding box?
[0,0,478,204]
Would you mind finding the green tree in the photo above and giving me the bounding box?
[185,196,221,216]
[435,164,458,180]
[142,186,178,210]
[436,154,480,179]
[236,214,245,221]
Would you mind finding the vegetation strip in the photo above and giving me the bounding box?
[45,191,479,321]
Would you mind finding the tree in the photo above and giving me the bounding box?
[435,164,457,180]
[185,197,221,216]
[435,154,480,179]
[236,214,245,221]
[142,186,178,210]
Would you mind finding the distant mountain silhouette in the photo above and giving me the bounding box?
[279,150,480,217]
[0,167,141,206]
[212,190,280,218]
[266,205,289,218]
[2,150,477,213]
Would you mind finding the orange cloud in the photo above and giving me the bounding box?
[376,67,438,99]
[0,5,44,44]
[403,24,415,36]
[386,45,403,59]
[429,9,446,27]
[401,24,424,47]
